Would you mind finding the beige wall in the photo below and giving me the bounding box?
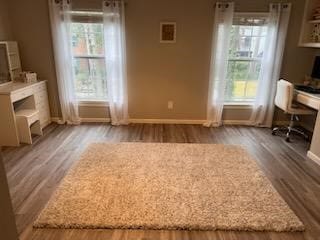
[0,0,12,40]
[5,0,318,124]
[79,104,110,119]
[7,0,61,118]
[127,0,316,122]
[127,0,212,120]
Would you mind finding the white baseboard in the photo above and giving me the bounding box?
[307,151,320,166]
[80,118,111,123]
[129,119,207,125]
[51,117,111,124]
[129,119,252,126]
[222,120,253,126]
[51,117,60,123]
[130,119,255,126]
[52,117,257,126]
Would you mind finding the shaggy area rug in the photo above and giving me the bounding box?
[34,143,304,231]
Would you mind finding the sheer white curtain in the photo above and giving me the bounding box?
[103,0,129,125]
[250,3,291,127]
[48,0,80,124]
[204,2,234,127]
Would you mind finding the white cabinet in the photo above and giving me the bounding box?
[33,82,51,128]
[0,81,51,146]
[0,41,52,147]
[299,0,320,48]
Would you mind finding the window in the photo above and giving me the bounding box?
[225,14,268,103]
[71,22,107,101]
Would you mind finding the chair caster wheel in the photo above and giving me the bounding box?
[272,131,276,136]
[285,137,290,142]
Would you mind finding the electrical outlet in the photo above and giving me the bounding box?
[168,101,174,110]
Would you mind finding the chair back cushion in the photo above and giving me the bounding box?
[274,79,293,112]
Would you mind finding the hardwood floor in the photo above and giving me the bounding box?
[2,123,320,240]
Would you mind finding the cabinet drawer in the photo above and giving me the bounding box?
[37,102,48,112]
[11,87,33,102]
[34,91,47,103]
[33,83,47,93]
[34,89,49,103]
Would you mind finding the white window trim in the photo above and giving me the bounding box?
[71,21,107,102]
[234,12,269,18]
[73,56,107,101]
[224,11,269,106]
[73,54,104,59]
[224,102,253,109]
[228,57,262,62]
[78,100,109,107]
[69,11,103,16]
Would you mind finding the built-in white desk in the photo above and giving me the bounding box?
[295,90,320,164]
[0,81,51,146]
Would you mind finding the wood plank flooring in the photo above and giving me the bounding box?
[2,123,320,240]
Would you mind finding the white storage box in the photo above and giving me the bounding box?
[20,71,37,83]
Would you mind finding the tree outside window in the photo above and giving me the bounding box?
[225,17,267,103]
[71,22,107,101]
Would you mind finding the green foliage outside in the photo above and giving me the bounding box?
[225,24,265,102]
[71,23,107,100]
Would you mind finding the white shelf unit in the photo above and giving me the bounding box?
[308,19,320,24]
[299,0,320,48]
[0,41,22,80]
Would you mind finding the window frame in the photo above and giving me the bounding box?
[224,12,269,106]
[70,13,108,103]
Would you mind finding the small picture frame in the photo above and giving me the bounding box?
[160,22,176,43]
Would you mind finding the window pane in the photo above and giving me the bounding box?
[225,60,261,102]
[71,22,107,101]
[71,23,104,56]
[73,58,107,100]
[226,20,267,103]
[229,25,267,59]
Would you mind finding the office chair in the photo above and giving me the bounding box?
[272,79,315,142]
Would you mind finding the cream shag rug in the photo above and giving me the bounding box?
[34,143,304,231]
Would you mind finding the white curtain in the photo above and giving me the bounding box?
[204,2,234,127]
[48,0,80,124]
[250,3,291,127]
[103,0,129,125]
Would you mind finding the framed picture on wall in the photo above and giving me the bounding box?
[160,22,176,43]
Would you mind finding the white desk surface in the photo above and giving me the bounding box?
[295,89,320,110]
[295,89,320,100]
[0,81,45,95]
